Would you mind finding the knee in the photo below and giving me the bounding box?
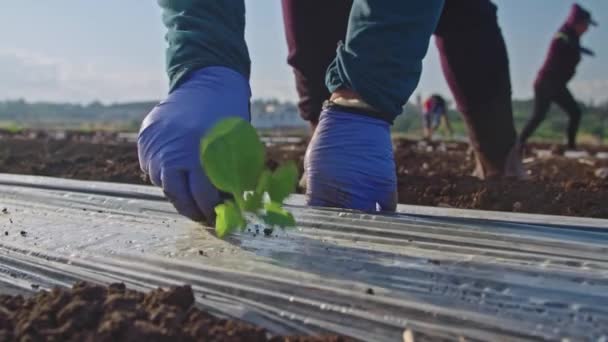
[531,108,548,122]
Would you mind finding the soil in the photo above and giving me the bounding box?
[1,134,607,218]
[0,281,347,342]
[393,140,608,217]
[0,138,144,184]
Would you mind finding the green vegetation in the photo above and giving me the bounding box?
[200,118,298,238]
[512,99,608,144]
[0,99,152,131]
[393,98,608,144]
[1,98,606,145]
[0,99,302,132]
[0,121,23,134]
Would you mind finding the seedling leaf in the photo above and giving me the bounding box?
[267,161,298,203]
[256,169,271,195]
[200,118,297,238]
[201,118,265,194]
[263,202,296,228]
[242,191,263,212]
[242,169,271,213]
[215,200,245,238]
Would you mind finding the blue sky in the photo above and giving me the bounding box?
[0,1,605,104]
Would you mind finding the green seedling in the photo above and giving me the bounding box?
[200,118,298,238]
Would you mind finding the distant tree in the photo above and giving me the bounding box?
[0,98,605,141]
[590,102,608,143]
[393,102,421,132]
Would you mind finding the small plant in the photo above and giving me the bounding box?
[0,122,23,134]
[200,118,298,238]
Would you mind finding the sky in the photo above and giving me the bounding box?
[0,1,606,105]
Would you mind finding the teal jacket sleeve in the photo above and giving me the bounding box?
[158,0,251,92]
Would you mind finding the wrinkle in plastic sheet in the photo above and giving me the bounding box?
[1,174,608,341]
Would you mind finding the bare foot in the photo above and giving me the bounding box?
[472,142,529,180]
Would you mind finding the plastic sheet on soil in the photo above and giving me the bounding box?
[1,174,608,341]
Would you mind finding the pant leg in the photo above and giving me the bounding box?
[281,0,352,125]
[519,85,553,144]
[553,87,582,149]
[158,0,250,92]
[432,111,442,130]
[434,0,517,174]
[325,0,445,121]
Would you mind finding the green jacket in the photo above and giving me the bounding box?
[158,0,251,92]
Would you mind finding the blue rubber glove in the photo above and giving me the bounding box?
[138,67,251,223]
[304,109,397,212]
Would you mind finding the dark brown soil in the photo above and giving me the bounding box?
[0,281,346,342]
[0,138,144,184]
[1,135,607,218]
[393,140,608,217]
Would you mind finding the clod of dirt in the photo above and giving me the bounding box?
[365,288,374,295]
[3,136,608,218]
[594,167,608,180]
[1,208,7,214]
[263,228,274,237]
[512,202,523,212]
[0,282,348,342]
[19,231,27,237]
[428,259,441,266]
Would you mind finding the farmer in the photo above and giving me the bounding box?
[422,94,453,140]
[282,0,525,179]
[138,1,444,222]
[519,4,597,150]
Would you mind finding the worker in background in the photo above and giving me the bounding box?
[519,4,597,151]
[422,94,453,140]
[282,0,525,179]
[137,0,444,222]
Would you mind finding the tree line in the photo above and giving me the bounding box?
[393,98,608,144]
[0,98,606,143]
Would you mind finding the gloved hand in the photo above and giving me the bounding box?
[138,67,251,223]
[304,108,397,212]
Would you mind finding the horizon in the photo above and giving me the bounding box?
[0,1,606,105]
[1,95,600,107]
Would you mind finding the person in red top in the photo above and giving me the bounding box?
[422,94,453,140]
[519,4,597,150]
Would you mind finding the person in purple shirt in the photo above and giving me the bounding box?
[519,4,597,150]
[422,94,453,140]
[282,0,526,180]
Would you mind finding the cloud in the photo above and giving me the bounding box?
[0,48,300,104]
[0,49,167,103]
[249,77,297,102]
[570,79,608,104]
[0,50,60,90]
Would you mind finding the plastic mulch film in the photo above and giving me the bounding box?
[1,174,608,341]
